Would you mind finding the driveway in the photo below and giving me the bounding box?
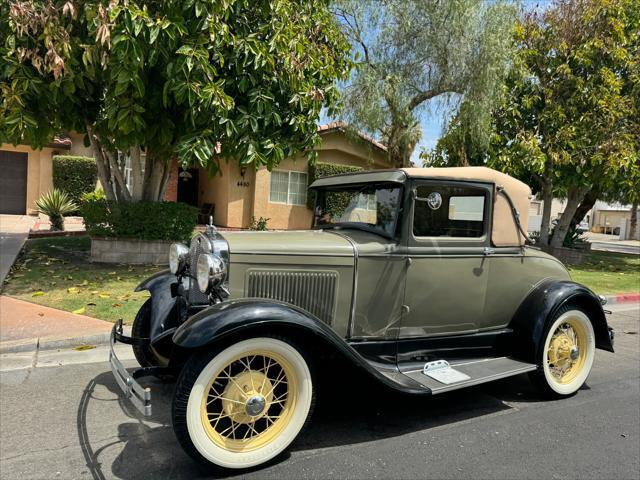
[0,215,35,285]
[584,232,640,255]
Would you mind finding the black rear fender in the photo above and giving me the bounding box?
[510,280,613,363]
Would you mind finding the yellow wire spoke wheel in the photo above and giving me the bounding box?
[200,350,298,452]
[179,337,313,470]
[541,309,595,396]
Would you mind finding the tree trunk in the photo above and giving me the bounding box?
[538,178,553,246]
[549,185,589,248]
[630,200,638,240]
[85,123,116,201]
[129,146,145,201]
[569,188,599,231]
[143,157,170,201]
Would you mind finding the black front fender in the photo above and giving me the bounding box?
[135,269,178,340]
[510,280,613,363]
[172,298,428,394]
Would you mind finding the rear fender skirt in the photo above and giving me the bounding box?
[172,298,429,394]
[509,280,613,362]
[135,269,178,340]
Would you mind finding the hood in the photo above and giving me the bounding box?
[223,229,355,256]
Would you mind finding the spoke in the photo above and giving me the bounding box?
[264,372,288,398]
[259,358,273,393]
[207,395,245,406]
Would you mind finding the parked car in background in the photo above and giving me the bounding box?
[109,167,614,470]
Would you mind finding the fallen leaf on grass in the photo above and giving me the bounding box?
[112,303,121,308]
[108,271,117,275]
[86,302,96,307]
[72,307,86,315]
[65,275,73,280]
[73,345,96,351]
[99,294,110,299]
[67,287,79,294]
[32,291,45,297]
[91,290,99,294]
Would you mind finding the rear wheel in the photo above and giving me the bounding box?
[530,307,595,398]
[172,337,314,470]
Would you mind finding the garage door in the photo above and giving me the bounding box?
[0,151,28,214]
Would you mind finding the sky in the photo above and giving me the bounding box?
[322,0,553,166]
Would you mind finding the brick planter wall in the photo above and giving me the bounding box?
[91,237,172,264]
[544,246,586,265]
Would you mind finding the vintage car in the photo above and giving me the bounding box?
[110,167,614,470]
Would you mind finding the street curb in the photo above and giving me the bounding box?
[0,326,131,355]
[603,293,640,305]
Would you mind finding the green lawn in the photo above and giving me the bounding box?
[1,236,161,324]
[568,250,640,295]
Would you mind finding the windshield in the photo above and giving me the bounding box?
[312,183,403,238]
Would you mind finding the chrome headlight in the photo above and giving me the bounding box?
[196,253,226,293]
[169,243,189,274]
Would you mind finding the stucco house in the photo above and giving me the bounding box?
[0,132,92,215]
[2,123,390,231]
[164,122,391,230]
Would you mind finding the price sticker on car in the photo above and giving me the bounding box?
[423,360,471,385]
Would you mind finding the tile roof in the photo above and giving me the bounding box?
[317,121,387,152]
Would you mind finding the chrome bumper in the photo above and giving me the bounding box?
[109,319,152,416]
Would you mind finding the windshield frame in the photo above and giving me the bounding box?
[311,182,404,240]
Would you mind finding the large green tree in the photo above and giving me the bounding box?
[1,0,351,201]
[332,0,516,167]
[427,0,639,248]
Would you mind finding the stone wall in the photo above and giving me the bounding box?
[91,237,172,264]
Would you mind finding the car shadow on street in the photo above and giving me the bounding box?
[77,368,547,480]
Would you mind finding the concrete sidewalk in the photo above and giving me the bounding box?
[0,214,36,284]
[0,295,120,354]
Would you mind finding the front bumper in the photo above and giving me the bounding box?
[109,319,152,416]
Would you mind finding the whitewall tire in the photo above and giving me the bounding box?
[530,307,595,398]
[172,337,314,470]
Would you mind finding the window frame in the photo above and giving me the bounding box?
[269,169,309,206]
[408,180,493,248]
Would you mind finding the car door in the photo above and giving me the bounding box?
[400,180,493,338]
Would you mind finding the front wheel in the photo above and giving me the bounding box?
[529,307,596,398]
[172,337,314,470]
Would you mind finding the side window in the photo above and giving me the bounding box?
[413,185,487,238]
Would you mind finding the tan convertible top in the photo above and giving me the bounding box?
[402,167,532,247]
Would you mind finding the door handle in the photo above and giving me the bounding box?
[483,247,495,255]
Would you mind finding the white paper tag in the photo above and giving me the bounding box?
[423,360,471,385]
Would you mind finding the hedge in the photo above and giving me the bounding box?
[307,162,364,217]
[52,155,98,206]
[81,198,198,241]
[306,162,363,209]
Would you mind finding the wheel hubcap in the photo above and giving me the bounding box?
[245,395,267,417]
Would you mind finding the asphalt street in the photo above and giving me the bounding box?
[1,304,638,480]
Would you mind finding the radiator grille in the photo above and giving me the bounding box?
[247,270,338,325]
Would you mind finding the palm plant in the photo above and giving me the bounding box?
[35,189,77,231]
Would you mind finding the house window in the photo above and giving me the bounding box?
[269,170,308,205]
[413,185,487,238]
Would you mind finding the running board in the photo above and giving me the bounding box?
[400,357,537,395]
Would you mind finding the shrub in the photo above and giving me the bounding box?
[35,189,78,231]
[52,155,98,206]
[248,216,270,231]
[81,199,197,241]
[306,162,363,210]
[307,162,364,217]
